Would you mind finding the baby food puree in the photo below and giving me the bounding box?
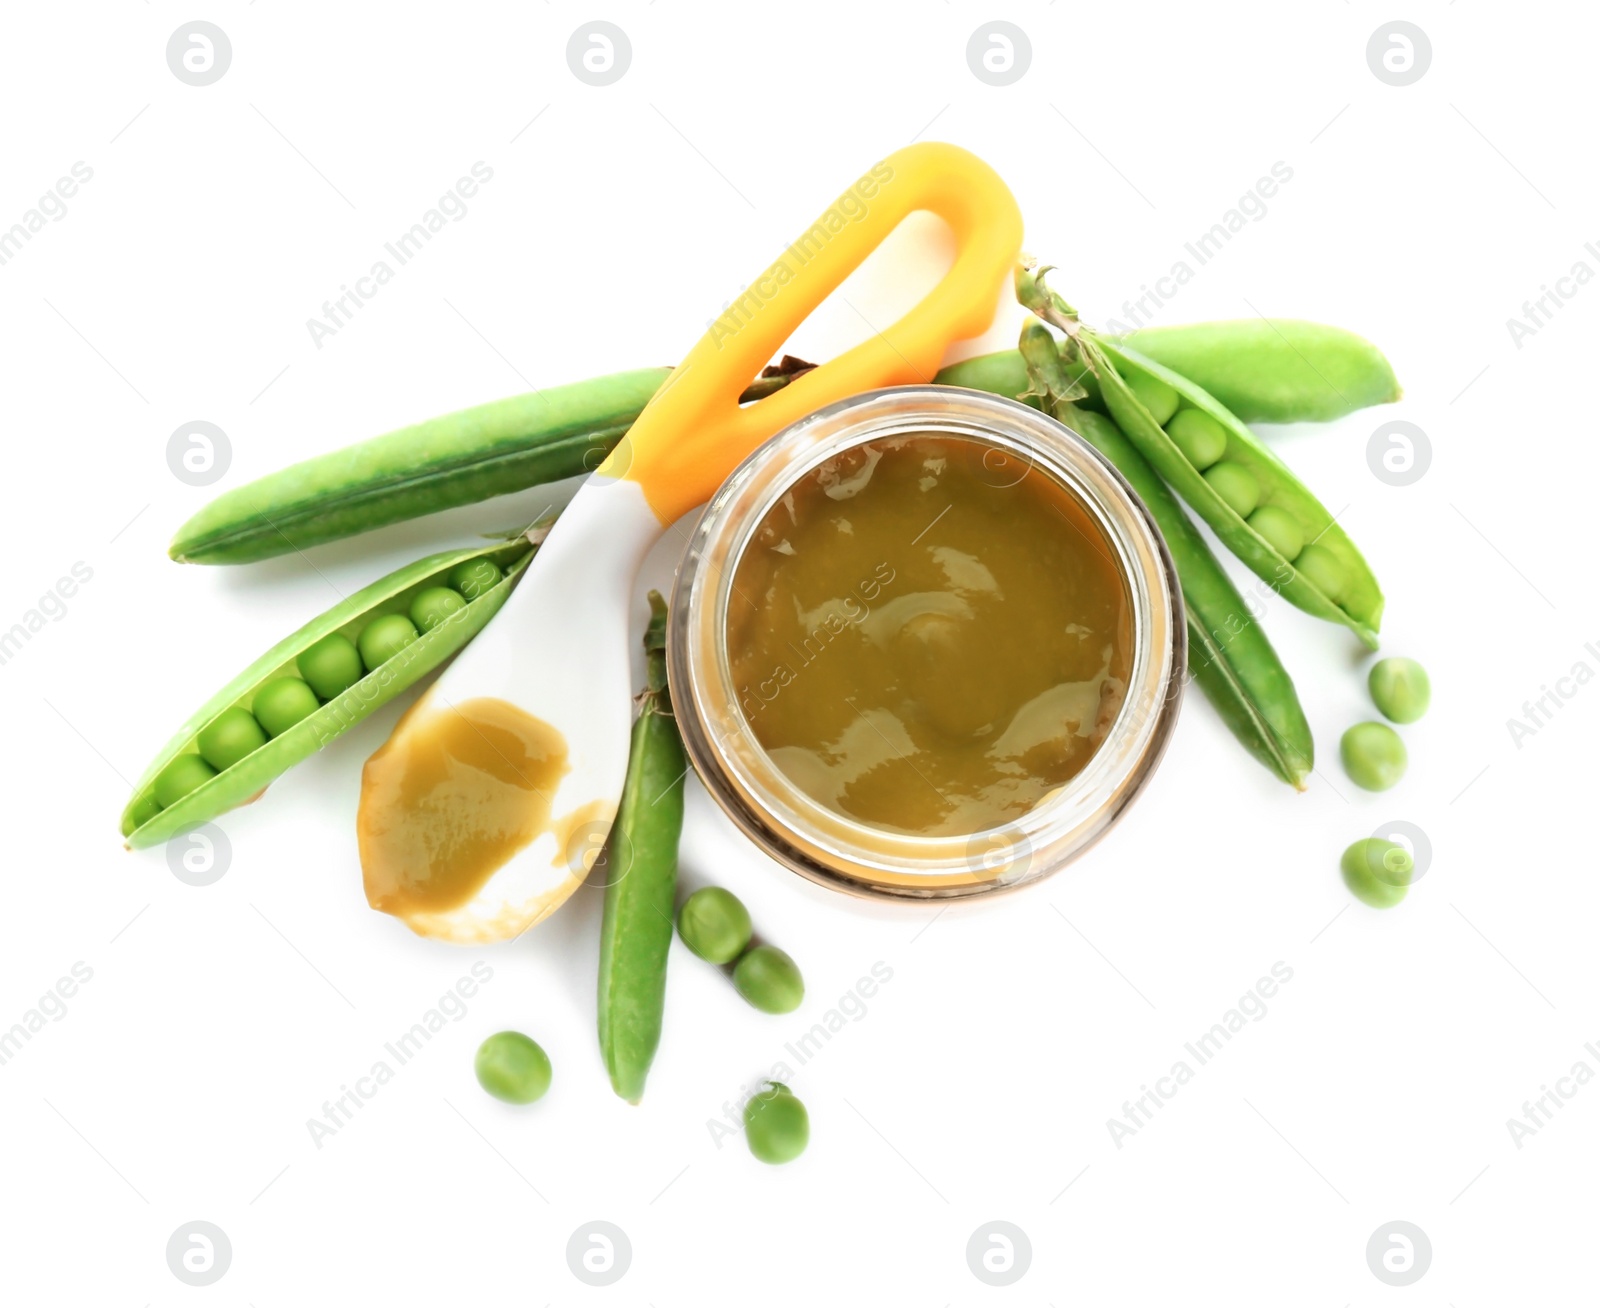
[727,434,1132,836]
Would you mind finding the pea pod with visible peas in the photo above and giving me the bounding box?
[1017,267,1385,649]
[120,534,538,848]
[1019,321,1314,789]
[596,591,685,1104]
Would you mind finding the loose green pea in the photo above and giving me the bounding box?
[1293,542,1345,601]
[677,887,753,964]
[253,676,320,737]
[743,1082,809,1164]
[1203,461,1260,518]
[1166,408,1228,470]
[121,792,162,836]
[733,945,804,1014]
[1247,504,1304,560]
[196,706,268,771]
[1340,721,1408,791]
[298,632,363,700]
[1340,837,1413,908]
[448,557,504,601]
[474,1031,552,1104]
[1369,657,1430,724]
[1128,370,1179,425]
[358,613,419,671]
[409,586,467,634]
[153,753,219,808]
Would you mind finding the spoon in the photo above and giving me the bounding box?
[356,142,1023,942]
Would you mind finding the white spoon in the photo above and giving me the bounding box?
[356,141,1024,942]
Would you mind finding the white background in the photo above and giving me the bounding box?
[1,2,1595,1303]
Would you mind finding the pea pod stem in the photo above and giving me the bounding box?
[1018,321,1313,789]
[597,591,685,1104]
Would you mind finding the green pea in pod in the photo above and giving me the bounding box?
[120,533,540,849]
[1017,320,1314,789]
[1017,265,1385,650]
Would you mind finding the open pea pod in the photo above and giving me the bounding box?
[1091,335,1384,647]
[1068,404,1313,788]
[1017,322,1313,788]
[1018,261,1381,648]
[121,535,538,849]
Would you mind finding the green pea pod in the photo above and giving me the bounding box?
[1094,336,1383,647]
[1018,323,1313,788]
[597,591,685,1103]
[933,350,1033,400]
[1017,262,1383,648]
[942,327,1400,428]
[1074,406,1315,788]
[178,354,1077,569]
[1115,319,1401,424]
[170,369,805,565]
[121,535,538,848]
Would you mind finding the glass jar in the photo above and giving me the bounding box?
[669,385,1184,901]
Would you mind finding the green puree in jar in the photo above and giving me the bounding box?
[727,434,1133,836]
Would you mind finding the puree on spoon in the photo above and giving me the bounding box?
[726,434,1132,837]
[357,697,573,933]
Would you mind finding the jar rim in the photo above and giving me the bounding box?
[668,385,1185,902]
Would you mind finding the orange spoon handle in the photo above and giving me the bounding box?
[605,142,1024,524]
